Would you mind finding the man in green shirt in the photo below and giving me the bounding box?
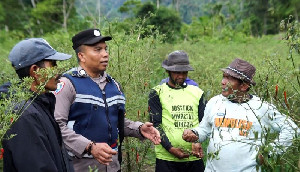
[149,50,205,172]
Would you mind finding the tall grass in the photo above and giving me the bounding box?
[0,22,299,171]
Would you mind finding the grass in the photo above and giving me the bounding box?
[0,30,299,171]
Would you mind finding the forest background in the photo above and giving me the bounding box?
[0,0,299,171]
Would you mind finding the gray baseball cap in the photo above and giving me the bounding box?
[9,38,72,70]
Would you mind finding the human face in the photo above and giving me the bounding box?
[168,71,188,87]
[33,60,60,92]
[78,42,109,77]
[221,73,243,98]
[43,60,60,91]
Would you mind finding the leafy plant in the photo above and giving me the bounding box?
[105,19,165,171]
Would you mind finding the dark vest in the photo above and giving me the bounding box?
[64,72,125,148]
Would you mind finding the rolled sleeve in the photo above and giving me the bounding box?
[124,118,144,140]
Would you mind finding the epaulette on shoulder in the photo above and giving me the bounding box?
[70,71,80,77]
[63,68,77,77]
[63,68,88,78]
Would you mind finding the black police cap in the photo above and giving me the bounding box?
[72,29,112,50]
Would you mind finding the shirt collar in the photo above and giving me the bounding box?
[77,66,107,80]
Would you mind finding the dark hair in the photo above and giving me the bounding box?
[237,79,251,91]
[75,46,82,62]
[15,60,45,79]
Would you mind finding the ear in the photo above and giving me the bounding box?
[78,52,86,63]
[240,83,250,92]
[29,64,40,79]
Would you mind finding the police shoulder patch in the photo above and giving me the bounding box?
[53,81,65,95]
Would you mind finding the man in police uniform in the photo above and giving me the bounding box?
[54,28,161,172]
[148,50,205,172]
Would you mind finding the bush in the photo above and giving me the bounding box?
[0,19,299,171]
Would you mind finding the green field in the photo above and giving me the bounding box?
[0,0,300,171]
[0,31,299,171]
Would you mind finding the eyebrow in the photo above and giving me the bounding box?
[93,45,107,49]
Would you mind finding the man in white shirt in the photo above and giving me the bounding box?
[183,58,299,172]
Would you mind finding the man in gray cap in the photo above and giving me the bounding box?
[54,28,161,172]
[148,50,205,172]
[183,58,299,171]
[0,38,73,171]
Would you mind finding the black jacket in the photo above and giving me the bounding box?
[1,82,73,172]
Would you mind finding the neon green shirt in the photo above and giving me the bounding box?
[152,83,204,162]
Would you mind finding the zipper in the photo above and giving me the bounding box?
[101,89,113,145]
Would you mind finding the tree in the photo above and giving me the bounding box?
[150,6,182,42]
[136,2,156,19]
[31,0,76,34]
[241,0,300,36]
[63,0,75,31]
[0,0,32,34]
[119,1,182,42]
[0,0,76,36]
[0,2,5,24]
[119,0,143,18]
[138,2,181,42]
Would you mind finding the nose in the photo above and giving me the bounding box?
[178,73,185,78]
[221,77,227,85]
[103,50,109,57]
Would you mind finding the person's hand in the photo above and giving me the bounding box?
[169,147,190,159]
[192,143,204,158]
[90,142,117,165]
[182,129,199,142]
[140,122,161,145]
